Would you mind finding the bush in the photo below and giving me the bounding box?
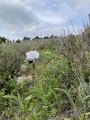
[0,43,25,77]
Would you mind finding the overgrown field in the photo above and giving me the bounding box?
[0,26,90,120]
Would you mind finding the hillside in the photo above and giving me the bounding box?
[0,28,90,120]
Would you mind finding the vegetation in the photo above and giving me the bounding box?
[0,24,90,120]
[0,36,7,43]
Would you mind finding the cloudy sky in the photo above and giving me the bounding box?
[0,0,90,40]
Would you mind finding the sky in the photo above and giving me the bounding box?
[0,0,90,40]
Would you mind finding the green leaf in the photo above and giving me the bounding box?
[3,95,17,101]
[17,92,24,110]
[25,95,33,101]
[55,88,76,110]
[64,118,70,120]
[83,95,90,100]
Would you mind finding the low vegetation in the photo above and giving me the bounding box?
[0,24,90,120]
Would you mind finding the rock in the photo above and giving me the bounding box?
[17,75,33,83]
[20,64,27,72]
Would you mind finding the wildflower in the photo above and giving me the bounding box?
[26,50,39,60]
[24,50,39,69]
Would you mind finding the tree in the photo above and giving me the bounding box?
[35,36,40,39]
[0,36,7,43]
[50,35,54,38]
[2,37,6,42]
[23,36,31,41]
[54,36,58,38]
[16,39,21,43]
[44,36,49,39]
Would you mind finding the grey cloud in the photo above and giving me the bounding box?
[0,0,89,40]
[0,2,39,26]
[0,1,40,39]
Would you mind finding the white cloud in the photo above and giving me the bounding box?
[38,15,66,25]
